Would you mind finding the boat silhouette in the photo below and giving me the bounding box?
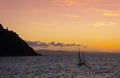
[77,48,86,66]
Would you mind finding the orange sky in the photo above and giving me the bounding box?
[0,0,120,52]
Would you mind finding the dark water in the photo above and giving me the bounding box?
[0,52,120,78]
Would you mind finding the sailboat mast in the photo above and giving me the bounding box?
[82,52,85,62]
[78,48,81,62]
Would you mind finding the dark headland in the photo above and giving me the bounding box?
[0,24,42,56]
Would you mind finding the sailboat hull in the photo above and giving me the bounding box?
[77,62,86,66]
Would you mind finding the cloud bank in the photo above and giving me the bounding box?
[27,41,81,47]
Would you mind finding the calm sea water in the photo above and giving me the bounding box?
[0,51,120,78]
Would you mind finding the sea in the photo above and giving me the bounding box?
[0,51,120,78]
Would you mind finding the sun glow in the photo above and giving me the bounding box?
[0,0,120,52]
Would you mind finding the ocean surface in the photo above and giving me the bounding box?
[0,51,120,78]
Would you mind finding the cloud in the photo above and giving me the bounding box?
[93,22,117,27]
[27,41,81,47]
[57,13,80,18]
[63,0,77,6]
[20,9,42,16]
[53,42,64,47]
[49,42,64,47]
[50,0,102,7]
[51,0,78,6]
[65,43,81,46]
[62,13,80,18]
[31,21,57,26]
[27,41,38,46]
[27,41,49,47]
[38,42,49,46]
[49,42,81,47]
[50,0,104,8]
[102,12,119,17]
[94,9,120,17]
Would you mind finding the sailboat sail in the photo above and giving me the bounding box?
[78,48,82,62]
[77,48,86,66]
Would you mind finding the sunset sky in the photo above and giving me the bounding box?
[0,0,120,52]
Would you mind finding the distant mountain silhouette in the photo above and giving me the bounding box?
[0,24,42,56]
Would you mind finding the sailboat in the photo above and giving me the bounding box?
[77,48,86,66]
